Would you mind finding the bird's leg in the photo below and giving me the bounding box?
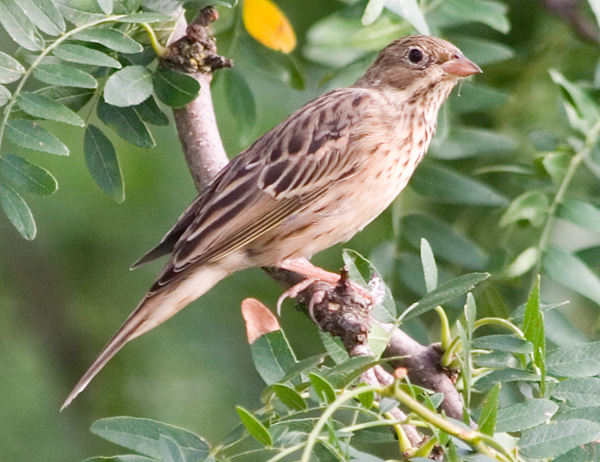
[278,258,343,285]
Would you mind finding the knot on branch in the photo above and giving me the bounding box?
[296,270,373,354]
[163,6,233,74]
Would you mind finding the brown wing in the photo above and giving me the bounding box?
[146,87,375,293]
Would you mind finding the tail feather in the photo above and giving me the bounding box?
[61,301,148,411]
[61,264,230,410]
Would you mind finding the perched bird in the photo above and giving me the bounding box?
[62,35,481,409]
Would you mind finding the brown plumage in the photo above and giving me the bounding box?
[62,35,481,409]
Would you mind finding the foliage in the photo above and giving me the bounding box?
[2,0,600,461]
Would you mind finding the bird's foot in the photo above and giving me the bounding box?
[275,259,376,316]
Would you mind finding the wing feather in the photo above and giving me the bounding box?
[144,87,376,292]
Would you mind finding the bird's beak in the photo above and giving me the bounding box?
[441,53,482,77]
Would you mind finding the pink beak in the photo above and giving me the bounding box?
[441,53,482,77]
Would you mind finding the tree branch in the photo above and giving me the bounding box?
[162,5,466,441]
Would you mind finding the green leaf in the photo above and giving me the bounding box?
[236,407,272,447]
[478,383,500,436]
[153,68,200,108]
[313,442,342,462]
[84,125,124,202]
[116,12,173,23]
[450,36,514,66]
[410,164,508,206]
[322,356,377,389]
[350,15,403,52]
[319,331,349,365]
[472,335,533,354]
[464,292,476,337]
[104,66,153,107]
[402,213,488,270]
[432,0,510,33]
[0,85,11,107]
[0,183,36,239]
[550,69,599,132]
[361,0,384,25]
[0,154,57,196]
[35,86,95,112]
[502,247,540,279]
[356,384,375,409]
[431,127,515,160]
[0,0,44,51]
[474,368,540,391]
[519,419,600,459]
[404,272,490,319]
[553,443,600,462]
[384,0,429,35]
[272,383,306,411]
[97,100,155,148]
[540,151,570,185]
[249,329,297,385]
[543,246,600,307]
[342,248,396,322]
[54,0,104,25]
[18,92,85,126]
[500,190,549,228]
[187,0,237,8]
[278,354,325,383]
[547,342,600,378]
[72,28,143,54]
[84,456,156,462]
[237,34,305,90]
[133,96,168,126]
[420,238,437,292]
[495,399,558,432]
[90,417,209,460]
[34,63,97,88]
[53,44,122,69]
[474,351,518,369]
[524,276,545,378]
[558,199,600,235]
[159,435,184,462]
[223,68,256,138]
[304,13,367,67]
[5,120,69,155]
[16,0,65,35]
[0,51,25,84]
[96,0,112,14]
[309,372,336,404]
[555,405,600,424]
[450,82,510,113]
[552,378,600,407]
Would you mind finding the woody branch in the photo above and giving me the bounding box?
[163,5,465,433]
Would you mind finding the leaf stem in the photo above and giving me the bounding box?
[534,117,600,275]
[300,385,381,462]
[383,382,516,462]
[473,317,525,338]
[141,22,168,56]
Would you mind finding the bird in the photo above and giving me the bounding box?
[62,35,481,409]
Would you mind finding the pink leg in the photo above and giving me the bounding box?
[276,258,373,316]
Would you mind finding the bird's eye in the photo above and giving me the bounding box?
[408,48,423,64]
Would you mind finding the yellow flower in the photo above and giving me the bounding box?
[242,0,296,53]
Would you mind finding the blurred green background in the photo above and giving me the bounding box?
[1,0,600,460]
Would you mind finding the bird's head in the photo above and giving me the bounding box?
[358,35,482,93]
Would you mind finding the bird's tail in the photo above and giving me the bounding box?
[61,264,229,410]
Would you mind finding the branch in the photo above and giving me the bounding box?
[162,5,466,443]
